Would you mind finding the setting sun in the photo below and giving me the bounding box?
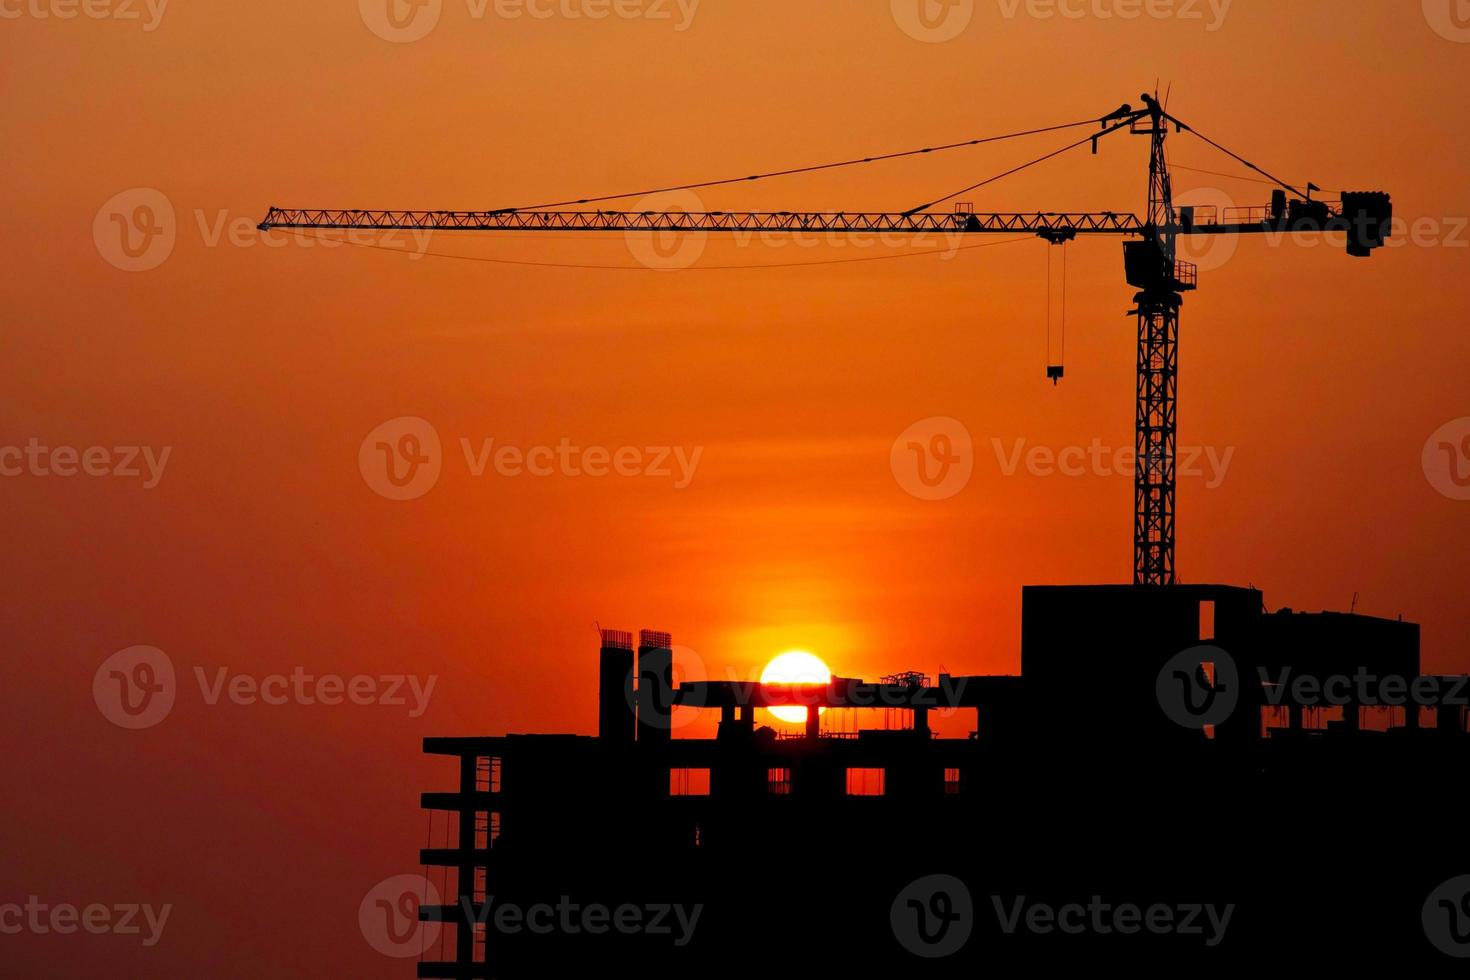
[760,651,832,725]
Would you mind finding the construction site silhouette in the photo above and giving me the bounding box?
[280,94,1463,972]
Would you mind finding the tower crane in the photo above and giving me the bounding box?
[259,93,1392,586]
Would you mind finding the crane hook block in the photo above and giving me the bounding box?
[1047,365,1065,385]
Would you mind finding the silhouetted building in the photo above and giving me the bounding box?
[416,588,1464,975]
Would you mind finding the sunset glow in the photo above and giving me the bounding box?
[760,651,832,725]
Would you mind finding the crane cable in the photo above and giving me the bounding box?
[1044,242,1068,377]
[903,114,1140,215]
[494,116,1107,212]
[1166,117,1312,199]
[1060,240,1068,369]
[288,228,1038,270]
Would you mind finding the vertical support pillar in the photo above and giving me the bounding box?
[456,752,477,966]
[637,630,674,745]
[805,704,820,740]
[598,629,636,743]
[1135,290,1180,586]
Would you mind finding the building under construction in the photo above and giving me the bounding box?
[415,584,1468,974]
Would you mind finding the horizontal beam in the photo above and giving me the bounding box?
[677,675,1022,710]
[258,207,1147,236]
[416,965,489,980]
[422,791,501,810]
[421,848,497,867]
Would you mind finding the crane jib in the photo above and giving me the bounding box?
[254,96,1392,588]
[257,209,1152,235]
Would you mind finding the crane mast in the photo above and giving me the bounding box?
[259,95,1392,587]
[1135,93,1184,585]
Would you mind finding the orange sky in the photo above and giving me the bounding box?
[3,1,1469,975]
